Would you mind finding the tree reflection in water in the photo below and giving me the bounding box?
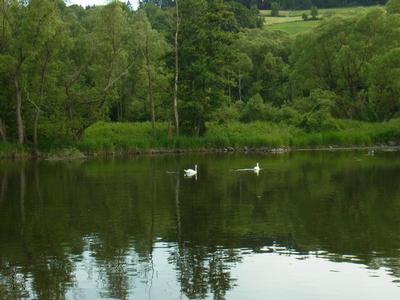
[0,152,400,299]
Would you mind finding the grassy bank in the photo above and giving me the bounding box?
[0,143,29,159]
[1,119,399,158]
[77,119,400,154]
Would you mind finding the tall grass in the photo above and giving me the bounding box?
[78,119,400,153]
[0,143,29,158]
[2,119,399,158]
[293,119,400,147]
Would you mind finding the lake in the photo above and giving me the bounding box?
[1,151,400,299]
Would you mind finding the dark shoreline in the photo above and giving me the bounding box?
[1,145,399,161]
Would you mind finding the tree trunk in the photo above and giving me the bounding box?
[228,75,231,101]
[33,46,50,154]
[173,0,180,136]
[33,109,39,156]
[149,74,155,135]
[238,70,242,102]
[14,69,24,145]
[145,28,156,136]
[0,118,7,142]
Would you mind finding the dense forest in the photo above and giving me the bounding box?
[0,0,400,153]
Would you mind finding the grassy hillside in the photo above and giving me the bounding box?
[267,20,319,35]
[261,6,381,34]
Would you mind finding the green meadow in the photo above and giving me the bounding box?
[262,6,381,34]
[266,20,319,35]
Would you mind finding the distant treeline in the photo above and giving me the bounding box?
[140,0,388,9]
[253,0,387,10]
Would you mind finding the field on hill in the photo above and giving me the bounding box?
[267,20,319,35]
[261,6,381,34]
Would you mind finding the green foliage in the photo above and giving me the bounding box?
[293,89,337,132]
[386,0,400,14]
[79,121,297,150]
[9,117,400,154]
[226,1,264,28]
[234,29,291,104]
[293,118,400,147]
[0,142,27,158]
[241,94,280,122]
[302,12,309,20]
[211,102,242,124]
[368,48,400,121]
[46,147,85,160]
[177,0,238,135]
[271,2,280,17]
[0,0,173,147]
[290,8,400,121]
[1,0,400,153]
[310,6,318,19]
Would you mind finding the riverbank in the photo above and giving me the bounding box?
[1,120,400,159]
[1,144,399,160]
[0,143,30,159]
[78,120,400,154]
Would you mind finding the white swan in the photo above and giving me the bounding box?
[184,165,197,177]
[234,163,261,175]
[254,162,260,172]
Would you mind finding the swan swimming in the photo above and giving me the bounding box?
[234,162,261,175]
[184,165,197,177]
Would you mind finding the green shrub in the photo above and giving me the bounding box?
[240,94,282,122]
[212,102,241,124]
[310,6,319,20]
[386,0,400,14]
[0,142,28,158]
[293,89,338,132]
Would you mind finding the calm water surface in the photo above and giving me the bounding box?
[1,151,400,299]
